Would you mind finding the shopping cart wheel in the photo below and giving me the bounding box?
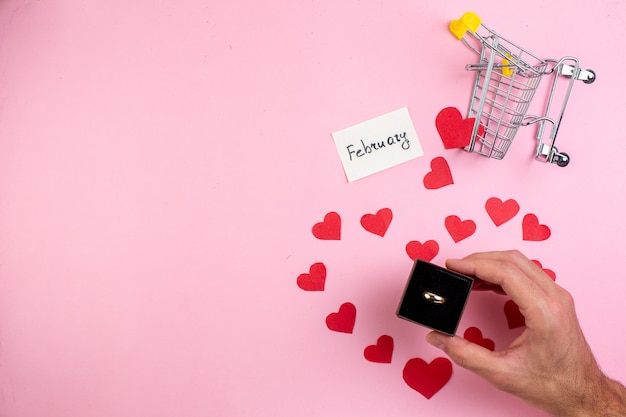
[583,69,596,84]
[555,152,570,167]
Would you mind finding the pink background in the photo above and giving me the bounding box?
[0,1,624,416]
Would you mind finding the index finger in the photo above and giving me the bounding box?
[460,250,559,296]
[445,255,546,313]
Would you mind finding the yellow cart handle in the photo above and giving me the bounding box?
[449,12,481,40]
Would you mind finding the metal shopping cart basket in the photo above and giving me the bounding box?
[449,12,595,167]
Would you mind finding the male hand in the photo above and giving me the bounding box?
[426,250,626,416]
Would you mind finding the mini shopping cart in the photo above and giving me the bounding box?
[449,12,595,167]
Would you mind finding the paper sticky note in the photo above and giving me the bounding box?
[332,107,424,182]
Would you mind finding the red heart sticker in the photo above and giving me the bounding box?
[297,262,326,291]
[326,302,356,333]
[504,299,526,329]
[445,215,476,243]
[522,214,551,241]
[363,335,394,364]
[312,212,341,240]
[361,208,393,237]
[423,156,454,190]
[463,326,495,351]
[402,357,453,399]
[485,197,520,226]
[532,260,556,281]
[406,240,439,262]
[435,107,482,149]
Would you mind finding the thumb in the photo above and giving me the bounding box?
[426,331,501,379]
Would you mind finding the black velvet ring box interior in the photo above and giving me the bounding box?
[397,259,474,336]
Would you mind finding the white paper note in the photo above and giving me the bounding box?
[332,107,423,182]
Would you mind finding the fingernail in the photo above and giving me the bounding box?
[444,258,461,268]
[426,332,445,349]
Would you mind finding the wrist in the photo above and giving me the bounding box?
[564,375,626,417]
[598,377,626,417]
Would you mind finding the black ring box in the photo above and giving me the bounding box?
[397,259,474,336]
